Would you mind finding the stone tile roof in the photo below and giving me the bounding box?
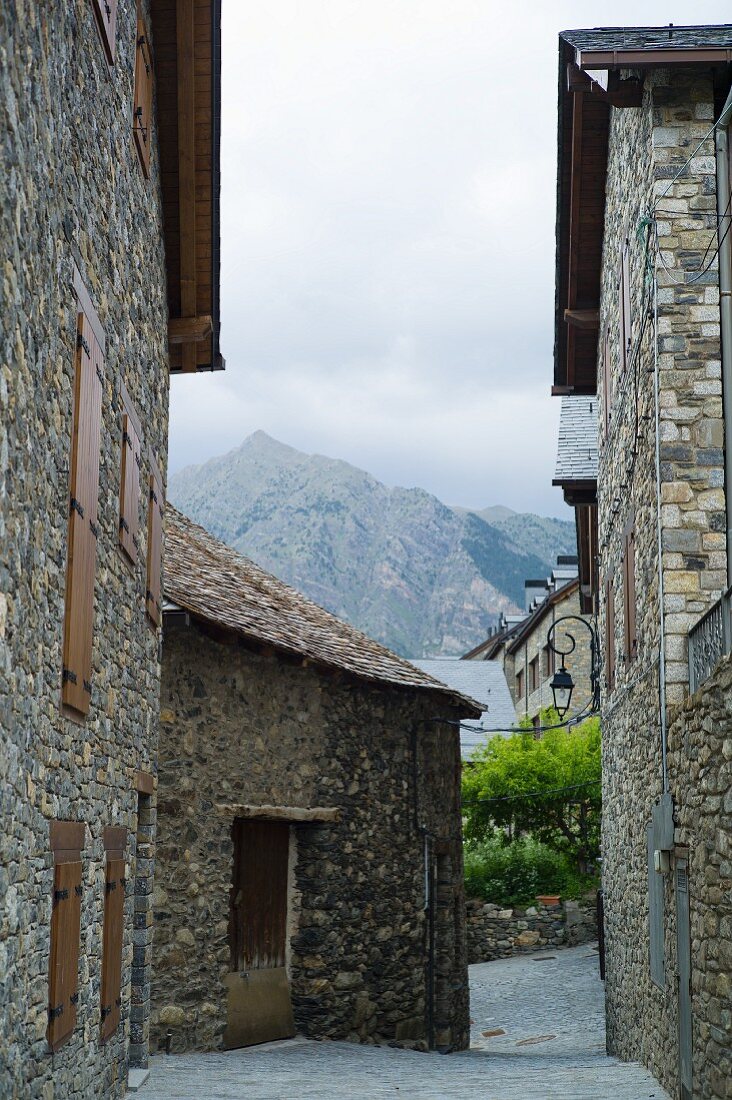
[412,658,517,757]
[560,25,732,52]
[164,507,481,714]
[505,577,580,656]
[553,395,598,485]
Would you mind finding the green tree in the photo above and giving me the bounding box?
[462,709,601,873]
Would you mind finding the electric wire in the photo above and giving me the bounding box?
[461,779,601,808]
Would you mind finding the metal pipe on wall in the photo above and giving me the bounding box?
[715,100,732,586]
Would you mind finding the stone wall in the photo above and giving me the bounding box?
[666,656,732,1100]
[152,621,469,1055]
[597,67,728,1099]
[0,2,169,1096]
[466,898,597,964]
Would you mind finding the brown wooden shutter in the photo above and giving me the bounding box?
[119,414,141,563]
[133,13,153,177]
[623,520,638,664]
[619,234,632,373]
[100,843,126,1042]
[92,0,118,63]
[605,577,615,692]
[48,860,83,1051]
[146,468,164,627]
[62,311,103,716]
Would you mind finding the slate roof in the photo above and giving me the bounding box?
[411,658,517,758]
[553,395,598,486]
[506,577,580,656]
[560,25,732,52]
[164,507,481,714]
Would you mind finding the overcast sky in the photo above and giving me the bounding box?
[168,2,730,519]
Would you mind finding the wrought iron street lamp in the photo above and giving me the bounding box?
[546,614,600,720]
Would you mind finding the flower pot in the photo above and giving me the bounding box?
[536,894,561,907]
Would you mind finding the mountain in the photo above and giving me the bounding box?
[168,432,576,657]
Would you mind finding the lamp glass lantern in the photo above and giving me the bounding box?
[550,665,574,718]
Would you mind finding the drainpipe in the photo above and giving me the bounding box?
[715,86,732,586]
[653,267,669,795]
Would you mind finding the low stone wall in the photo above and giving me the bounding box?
[466,897,597,963]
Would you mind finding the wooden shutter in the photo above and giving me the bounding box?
[119,414,141,563]
[146,468,164,627]
[619,234,632,373]
[605,577,615,692]
[133,13,153,177]
[48,860,82,1051]
[100,841,126,1042]
[623,520,638,664]
[92,0,118,63]
[62,311,103,716]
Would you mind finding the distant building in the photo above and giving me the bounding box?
[411,658,517,756]
[464,557,593,726]
[152,508,481,1055]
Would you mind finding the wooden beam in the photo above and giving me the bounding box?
[577,46,732,69]
[168,315,213,344]
[567,63,643,108]
[176,0,197,373]
[564,308,599,331]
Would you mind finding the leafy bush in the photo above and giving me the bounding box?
[462,710,601,873]
[463,835,595,908]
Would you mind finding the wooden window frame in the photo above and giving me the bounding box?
[515,668,524,702]
[100,826,127,1042]
[92,0,119,65]
[48,821,85,1052]
[133,8,154,177]
[146,453,164,629]
[623,516,638,665]
[605,575,615,693]
[62,271,104,719]
[529,654,539,693]
[118,383,142,567]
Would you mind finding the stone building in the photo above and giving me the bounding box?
[550,24,732,1099]
[0,2,221,1096]
[152,508,480,1055]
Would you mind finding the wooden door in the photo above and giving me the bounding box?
[223,819,295,1048]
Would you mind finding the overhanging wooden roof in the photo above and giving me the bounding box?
[553,25,732,396]
[151,0,223,373]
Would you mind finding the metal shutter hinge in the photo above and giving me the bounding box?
[89,520,98,540]
[62,667,77,685]
[96,365,104,387]
[70,496,85,518]
[83,679,92,696]
[77,333,90,357]
[70,992,79,1005]
[120,517,130,534]
[54,888,69,902]
[49,1004,64,1021]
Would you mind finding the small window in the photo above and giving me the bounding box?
[515,669,524,701]
[63,296,104,717]
[118,405,141,564]
[529,655,539,693]
[623,518,637,664]
[543,643,555,679]
[100,827,127,1041]
[146,466,164,628]
[92,0,118,64]
[48,822,85,1052]
[133,10,153,177]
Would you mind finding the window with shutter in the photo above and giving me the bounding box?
[119,412,141,564]
[133,11,153,177]
[92,0,118,64]
[605,577,615,693]
[62,309,103,717]
[48,821,84,1052]
[146,467,164,627]
[100,827,127,1042]
[623,519,638,664]
[619,234,632,373]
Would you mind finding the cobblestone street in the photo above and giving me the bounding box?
[133,945,670,1099]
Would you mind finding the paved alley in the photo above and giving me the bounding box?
[134,945,670,1100]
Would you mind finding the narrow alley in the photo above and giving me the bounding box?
[132,946,669,1100]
